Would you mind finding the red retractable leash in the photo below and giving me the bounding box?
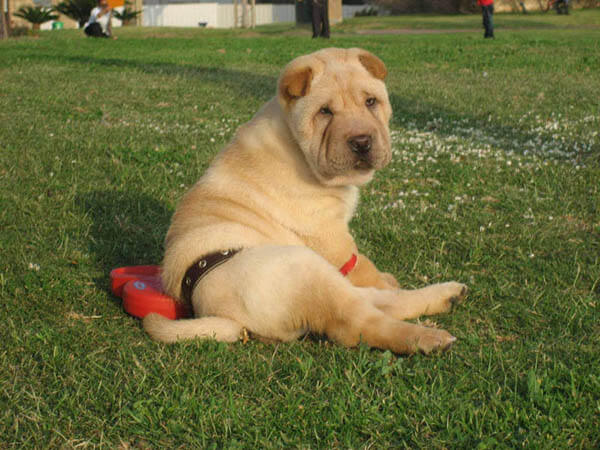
[110,266,191,320]
[111,253,357,320]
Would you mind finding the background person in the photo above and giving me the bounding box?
[555,0,569,14]
[477,0,494,39]
[311,0,330,39]
[84,0,114,38]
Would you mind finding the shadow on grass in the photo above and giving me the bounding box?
[21,46,591,164]
[19,49,578,161]
[76,190,173,297]
[19,52,277,103]
[389,92,596,164]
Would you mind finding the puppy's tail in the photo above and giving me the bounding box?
[142,313,243,343]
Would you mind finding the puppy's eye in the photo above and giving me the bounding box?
[366,97,377,107]
[319,106,333,115]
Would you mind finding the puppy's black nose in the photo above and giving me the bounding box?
[348,135,372,155]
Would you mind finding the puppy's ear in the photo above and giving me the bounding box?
[278,66,313,104]
[357,51,387,81]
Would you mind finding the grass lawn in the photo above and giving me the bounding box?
[1,9,599,448]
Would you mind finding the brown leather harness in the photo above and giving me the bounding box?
[181,249,240,304]
[180,249,357,304]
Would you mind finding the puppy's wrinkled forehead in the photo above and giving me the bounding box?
[313,47,386,77]
[277,48,387,107]
[318,59,365,87]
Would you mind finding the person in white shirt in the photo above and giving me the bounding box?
[84,0,113,38]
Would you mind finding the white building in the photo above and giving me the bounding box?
[141,0,372,29]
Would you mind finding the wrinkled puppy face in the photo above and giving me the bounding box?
[278,48,392,187]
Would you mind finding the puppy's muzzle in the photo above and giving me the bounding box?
[348,135,372,158]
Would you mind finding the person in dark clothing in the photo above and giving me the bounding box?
[555,0,569,14]
[477,0,494,39]
[311,0,330,39]
[83,0,113,38]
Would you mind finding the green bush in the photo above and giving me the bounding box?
[355,6,379,16]
[13,6,58,30]
[112,1,141,25]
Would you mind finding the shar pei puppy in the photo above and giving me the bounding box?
[143,48,468,354]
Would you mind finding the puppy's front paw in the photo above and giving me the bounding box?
[413,327,457,354]
[447,282,468,304]
[436,282,468,313]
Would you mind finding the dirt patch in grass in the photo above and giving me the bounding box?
[357,28,478,35]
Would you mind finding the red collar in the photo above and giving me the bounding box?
[339,253,357,276]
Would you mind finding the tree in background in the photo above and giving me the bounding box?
[233,0,256,28]
[13,5,58,31]
[1,0,8,38]
[112,0,141,25]
[54,0,96,28]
